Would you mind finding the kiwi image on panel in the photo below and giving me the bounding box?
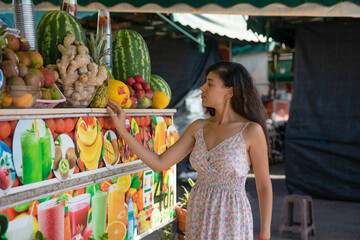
[53,134,76,181]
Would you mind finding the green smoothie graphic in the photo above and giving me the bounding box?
[91,191,107,239]
[41,126,52,180]
[21,121,42,184]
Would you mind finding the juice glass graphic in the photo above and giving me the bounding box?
[37,198,65,240]
[5,215,34,240]
[21,129,42,184]
[108,181,125,224]
[41,127,52,180]
[68,193,91,238]
[92,191,108,240]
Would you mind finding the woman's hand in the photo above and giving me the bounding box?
[107,100,127,135]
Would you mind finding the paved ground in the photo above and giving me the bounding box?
[145,162,360,239]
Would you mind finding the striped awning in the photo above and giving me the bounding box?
[0,1,360,17]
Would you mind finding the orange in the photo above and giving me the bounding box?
[54,118,65,133]
[0,121,11,140]
[64,118,75,132]
[3,137,12,150]
[12,93,34,107]
[117,205,128,226]
[9,120,18,136]
[1,92,12,107]
[150,91,170,109]
[106,221,127,240]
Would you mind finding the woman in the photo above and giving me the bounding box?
[107,61,272,240]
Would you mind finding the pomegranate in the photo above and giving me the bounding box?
[0,166,11,190]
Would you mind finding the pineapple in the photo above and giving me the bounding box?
[89,81,108,108]
[87,32,110,66]
[88,32,110,107]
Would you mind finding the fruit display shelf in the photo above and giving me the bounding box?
[0,107,176,211]
[0,108,177,121]
[0,160,150,210]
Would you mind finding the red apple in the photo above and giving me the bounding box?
[134,75,145,84]
[142,82,151,91]
[126,77,136,87]
[133,83,143,91]
[130,95,138,108]
[39,68,56,87]
[145,89,153,99]
[0,166,11,190]
[136,89,145,98]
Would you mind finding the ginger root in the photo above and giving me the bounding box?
[46,34,108,106]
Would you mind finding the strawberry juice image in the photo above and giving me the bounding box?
[37,198,65,240]
[68,193,90,238]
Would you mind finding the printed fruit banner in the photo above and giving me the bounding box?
[0,167,176,240]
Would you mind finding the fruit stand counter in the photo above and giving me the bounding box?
[0,108,178,240]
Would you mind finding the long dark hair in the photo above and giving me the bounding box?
[205,61,270,155]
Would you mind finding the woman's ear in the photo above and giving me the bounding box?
[226,87,234,98]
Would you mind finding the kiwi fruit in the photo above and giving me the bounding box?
[2,48,18,62]
[54,145,62,170]
[59,158,70,180]
[65,147,77,169]
[17,63,28,78]
[24,72,40,87]
[0,60,19,79]
[7,77,26,98]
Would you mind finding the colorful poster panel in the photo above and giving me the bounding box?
[0,141,15,196]
[152,167,176,227]
[167,124,179,148]
[129,118,141,162]
[0,167,176,240]
[75,117,103,171]
[151,116,168,155]
[53,134,76,181]
[102,130,121,169]
[13,119,54,184]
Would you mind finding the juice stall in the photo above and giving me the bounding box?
[0,108,178,240]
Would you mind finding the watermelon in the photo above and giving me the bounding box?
[150,75,172,101]
[37,11,86,66]
[112,29,151,83]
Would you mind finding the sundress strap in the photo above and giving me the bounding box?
[240,121,251,133]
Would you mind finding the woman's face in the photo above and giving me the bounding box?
[200,71,231,108]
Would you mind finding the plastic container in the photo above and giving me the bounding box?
[60,84,99,107]
[1,85,39,108]
[135,92,154,109]
[33,84,66,108]
[12,0,37,50]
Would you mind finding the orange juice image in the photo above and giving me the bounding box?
[108,182,125,224]
[153,117,167,154]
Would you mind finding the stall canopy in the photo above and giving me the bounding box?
[1,0,360,16]
[172,14,267,43]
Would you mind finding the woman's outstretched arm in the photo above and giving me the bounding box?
[246,122,273,240]
[107,100,202,172]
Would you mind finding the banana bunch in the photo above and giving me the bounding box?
[77,120,103,170]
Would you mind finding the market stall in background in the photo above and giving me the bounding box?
[0,1,179,239]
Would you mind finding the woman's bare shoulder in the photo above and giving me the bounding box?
[243,121,265,142]
[183,119,205,137]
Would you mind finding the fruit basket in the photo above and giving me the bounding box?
[1,85,39,108]
[33,84,66,109]
[59,84,99,107]
[135,92,154,109]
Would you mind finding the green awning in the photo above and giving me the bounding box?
[1,1,360,16]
